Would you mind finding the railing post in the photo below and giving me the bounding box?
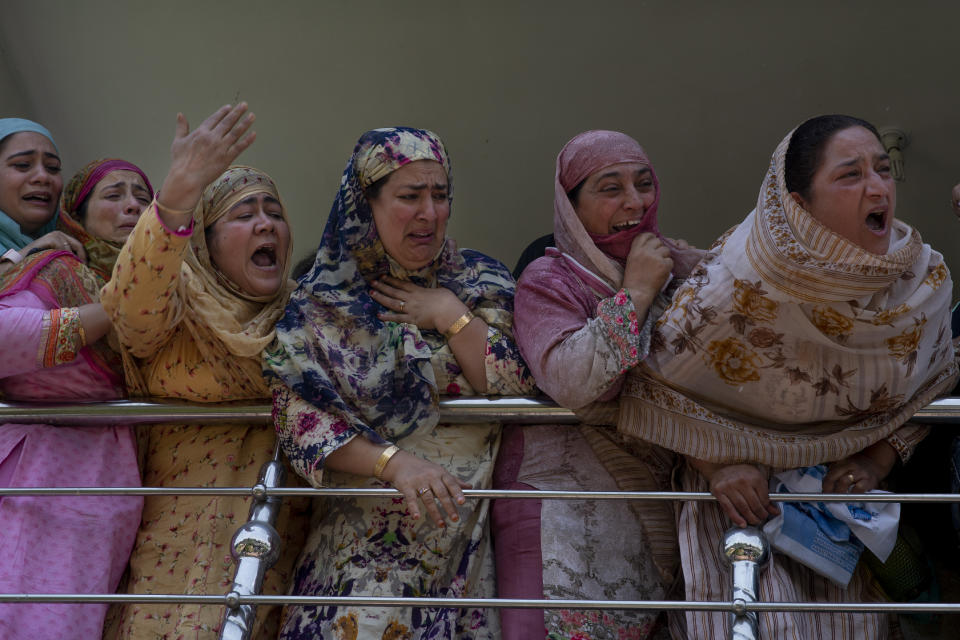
[219,458,285,640]
[723,526,769,640]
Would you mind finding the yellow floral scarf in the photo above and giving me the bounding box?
[619,129,958,467]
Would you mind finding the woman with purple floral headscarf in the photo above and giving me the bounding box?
[264,126,534,639]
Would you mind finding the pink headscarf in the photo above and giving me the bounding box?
[70,159,153,211]
[554,130,700,289]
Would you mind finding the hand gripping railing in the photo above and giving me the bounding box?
[2,396,960,640]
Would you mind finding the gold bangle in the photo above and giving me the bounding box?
[373,444,401,479]
[443,310,475,340]
[156,198,197,217]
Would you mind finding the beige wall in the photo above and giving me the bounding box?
[2,1,959,291]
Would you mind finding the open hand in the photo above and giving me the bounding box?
[23,230,86,262]
[371,275,465,331]
[380,450,471,527]
[157,103,257,215]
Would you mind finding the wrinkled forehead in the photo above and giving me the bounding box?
[202,166,282,225]
[353,127,451,190]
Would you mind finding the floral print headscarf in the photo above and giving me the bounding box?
[264,127,518,446]
[619,126,958,467]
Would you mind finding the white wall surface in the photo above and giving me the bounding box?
[2,1,958,291]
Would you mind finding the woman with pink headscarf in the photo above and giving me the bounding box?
[492,130,703,639]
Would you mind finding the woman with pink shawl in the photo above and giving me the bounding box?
[492,130,703,639]
[0,156,150,638]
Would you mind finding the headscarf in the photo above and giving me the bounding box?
[0,155,139,387]
[619,127,958,467]
[0,118,60,251]
[180,166,295,358]
[264,127,518,445]
[554,130,700,291]
[58,158,153,281]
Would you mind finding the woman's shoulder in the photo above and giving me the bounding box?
[457,248,514,281]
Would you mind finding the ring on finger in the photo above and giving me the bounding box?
[846,473,856,484]
[399,301,405,313]
[417,486,431,497]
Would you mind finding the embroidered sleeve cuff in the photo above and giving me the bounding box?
[885,422,930,464]
[596,288,646,374]
[38,306,85,368]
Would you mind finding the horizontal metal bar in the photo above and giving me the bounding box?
[0,594,958,614]
[1,486,958,504]
[3,396,960,426]
[0,396,579,426]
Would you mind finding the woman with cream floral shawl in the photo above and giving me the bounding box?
[620,115,957,639]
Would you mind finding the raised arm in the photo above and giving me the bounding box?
[100,104,256,358]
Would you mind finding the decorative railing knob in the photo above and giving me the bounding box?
[722,526,770,640]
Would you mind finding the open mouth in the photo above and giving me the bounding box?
[408,230,435,243]
[612,219,641,232]
[22,192,51,204]
[865,210,887,232]
[251,244,277,268]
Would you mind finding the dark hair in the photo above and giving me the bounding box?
[291,253,315,280]
[784,114,881,201]
[566,179,585,205]
[364,173,390,202]
[75,196,91,222]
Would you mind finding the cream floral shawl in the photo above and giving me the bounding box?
[619,130,958,467]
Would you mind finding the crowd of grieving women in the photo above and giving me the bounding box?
[1,106,959,640]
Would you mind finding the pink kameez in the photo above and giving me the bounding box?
[0,282,141,640]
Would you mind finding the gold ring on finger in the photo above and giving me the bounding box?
[399,301,405,313]
[417,486,431,496]
[846,473,856,484]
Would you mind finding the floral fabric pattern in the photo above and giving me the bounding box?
[265,128,533,639]
[596,288,653,375]
[101,194,308,640]
[0,182,140,638]
[621,128,957,467]
[39,305,83,367]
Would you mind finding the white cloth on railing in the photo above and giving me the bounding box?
[762,465,899,587]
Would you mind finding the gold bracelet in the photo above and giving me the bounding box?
[156,198,197,216]
[373,444,401,479]
[443,310,475,340]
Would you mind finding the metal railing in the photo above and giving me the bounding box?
[1,396,959,640]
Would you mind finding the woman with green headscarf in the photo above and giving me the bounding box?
[0,118,85,275]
